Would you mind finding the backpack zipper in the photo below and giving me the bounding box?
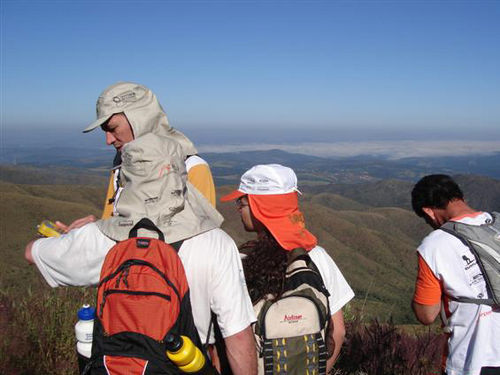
[99,259,181,300]
[99,289,172,318]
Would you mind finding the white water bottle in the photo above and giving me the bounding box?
[75,304,95,358]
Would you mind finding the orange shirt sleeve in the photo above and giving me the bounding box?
[413,254,442,305]
[101,171,115,219]
[187,164,216,208]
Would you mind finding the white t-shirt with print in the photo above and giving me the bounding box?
[31,223,256,343]
[417,212,500,375]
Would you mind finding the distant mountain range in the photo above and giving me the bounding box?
[202,149,500,185]
[2,146,500,184]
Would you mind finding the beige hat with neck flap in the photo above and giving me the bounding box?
[96,133,223,242]
[83,81,198,156]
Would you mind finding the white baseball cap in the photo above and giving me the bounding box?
[220,164,300,201]
[220,164,316,251]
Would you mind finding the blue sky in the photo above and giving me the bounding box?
[1,0,500,147]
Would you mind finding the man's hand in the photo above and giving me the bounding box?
[25,240,36,264]
[56,215,96,233]
[223,326,257,375]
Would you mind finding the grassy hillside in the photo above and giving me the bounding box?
[4,169,489,373]
[3,171,495,326]
[0,180,105,374]
[0,164,108,186]
[0,182,104,289]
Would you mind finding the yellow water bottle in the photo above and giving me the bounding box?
[165,334,206,373]
[37,220,64,237]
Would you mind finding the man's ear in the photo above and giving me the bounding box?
[422,207,435,221]
[421,207,441,228]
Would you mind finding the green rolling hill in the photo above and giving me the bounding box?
[3,167,498,324]
[306,175,500,212]
[0,181,104,290]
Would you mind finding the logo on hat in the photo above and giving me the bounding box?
[112,91,138,107]
[118,219,134,227]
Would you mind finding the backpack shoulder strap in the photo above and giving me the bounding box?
[448,295,495,305]
[170,240,183,252]
[439,212,496,246]
[286,248,330,298]
[442,212,498,231]
[439,218,497,306]
[439,221,470,247]
[286,248,311,274]
[286,247,322,274]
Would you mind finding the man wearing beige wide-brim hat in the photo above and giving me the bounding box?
[24,134,258,374]
[58,81,217,232]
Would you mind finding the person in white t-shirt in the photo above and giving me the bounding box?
[411,174,500,375]
[24,134,257,375]
[220,164,355,374]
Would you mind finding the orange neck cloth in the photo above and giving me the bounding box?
[248,192,317,251]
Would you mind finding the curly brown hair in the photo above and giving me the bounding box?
[240,232,289,304]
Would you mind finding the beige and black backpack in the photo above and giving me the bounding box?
[254,248,331,375]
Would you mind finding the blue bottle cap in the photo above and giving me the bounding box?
[77,305,96,320]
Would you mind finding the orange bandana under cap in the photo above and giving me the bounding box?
[248,192,317,251]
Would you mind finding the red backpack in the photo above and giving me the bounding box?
[85,218,209,374]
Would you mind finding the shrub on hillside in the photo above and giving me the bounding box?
[334,318,444,375]
[1,289,444,374]
[0,287,94,375]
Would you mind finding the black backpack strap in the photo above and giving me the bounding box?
[129,218,165,242]
[170,240,183,252]
[80,358,94,375]
[286,248,313,274]
[285,248,331,306]
[286,248,323,273]
[205,314,214,349]
[286,247,309,266]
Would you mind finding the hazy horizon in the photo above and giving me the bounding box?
[2,126,500,160]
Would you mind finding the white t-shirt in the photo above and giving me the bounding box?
[308,245,355,314]
[417,212,500,375]
[185,155,208,172]
[31,223,256,343]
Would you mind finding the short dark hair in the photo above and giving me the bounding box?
[411,174,464,217]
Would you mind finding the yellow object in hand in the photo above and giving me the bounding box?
[37,220,64,237]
